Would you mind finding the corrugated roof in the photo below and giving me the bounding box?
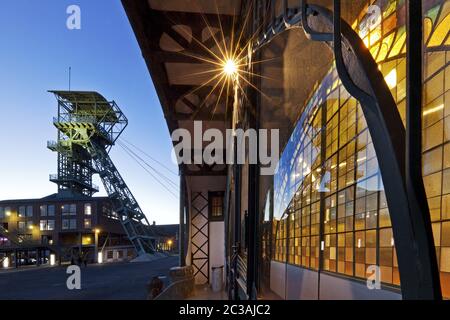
[48,91,109,104]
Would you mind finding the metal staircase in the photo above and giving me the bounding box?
[48,91,156,256]
[0,225,46,249]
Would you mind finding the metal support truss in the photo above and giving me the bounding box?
[89,140,155,255]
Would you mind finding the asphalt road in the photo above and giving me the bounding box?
[0,256,178,300]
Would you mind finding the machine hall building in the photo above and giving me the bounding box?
[121,0,450,300]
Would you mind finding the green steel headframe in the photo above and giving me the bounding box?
[48,90,156,255]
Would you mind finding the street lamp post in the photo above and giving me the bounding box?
[94,229,100,263]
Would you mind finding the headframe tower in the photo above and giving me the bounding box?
[47,91,155,255]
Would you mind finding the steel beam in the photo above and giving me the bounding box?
[179,171,186,266]
[405,0,441,299]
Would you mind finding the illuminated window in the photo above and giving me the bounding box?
[82,235,92,245]
[40,220,55,231]
[84,218,91,229]
[84,203,92,216]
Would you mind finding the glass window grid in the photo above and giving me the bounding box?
[422,7,450,296]
[273,0,450,294]
[274,74,399,285]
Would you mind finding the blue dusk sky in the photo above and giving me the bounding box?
[0,1,179,224]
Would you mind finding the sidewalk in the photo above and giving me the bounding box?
[0,260,133,275]
[0,263,59,274]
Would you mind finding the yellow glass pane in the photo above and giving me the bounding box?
[432,222,441,246]
[376,46,387,63]
[429,196,441,222]
[377,33,395,62]
[380,247,393,266]
[423,172,442,198]
[380,266,393,284]
[445,116,450,142]
[397,58,406,80]
[423,147,443,175]
[443,169,450,194]
[389,28,406,58]
[397,78,406,101]
[424,71,444,104]
[444,143,450,169]
[393,268,400,285]
[424,17,433,43]
[441,248,450,272]
[380,228,393,247]
[423,119,443,151]
[442,221,450,246]
[425,52,446,80]
[370,29,382,46]
[423,98,444,129]
[366,248,376,264]
[370,43,380,60]
[443,194,450,220]
[383,1,396,18]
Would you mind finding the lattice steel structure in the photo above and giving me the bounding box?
[48,91,155,255]
[191,192,209,284]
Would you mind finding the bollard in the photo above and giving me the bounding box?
[147,276,164,300]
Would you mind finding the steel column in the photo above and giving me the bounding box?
[405,0,441,299]
[179,171,186,267]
